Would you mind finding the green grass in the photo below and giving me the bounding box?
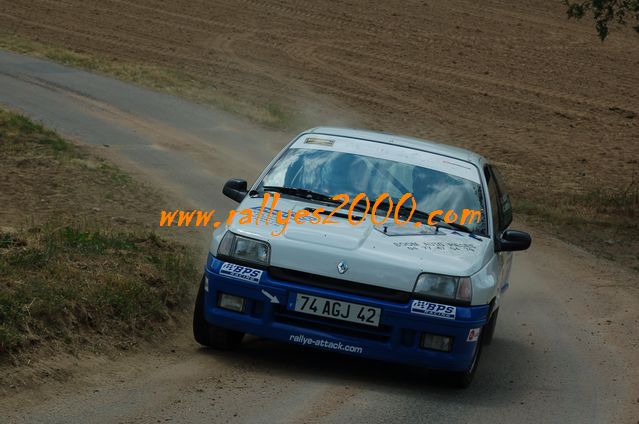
[514,182,639,224]
[513,183,639,268]
[98,163,134,187]
[0,224,197,355]
[0,111,74,156]
[581,183,639,218]
[0,108,198,356]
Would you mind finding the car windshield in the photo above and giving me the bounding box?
[257,147,487,235]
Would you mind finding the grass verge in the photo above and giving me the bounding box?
[0,227,195,354]
[514,181,639,270]
[0,108,198,360]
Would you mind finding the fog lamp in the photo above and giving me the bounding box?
[421,333,453,352]
[218,293,245,312]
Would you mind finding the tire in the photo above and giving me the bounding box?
[482,309,499,346]
[193,276,244,349]
[449,330,483,389]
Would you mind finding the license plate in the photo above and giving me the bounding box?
[293,293,381,327]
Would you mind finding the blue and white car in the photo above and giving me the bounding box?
[193,127,531,387]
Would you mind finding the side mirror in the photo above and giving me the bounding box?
[495,230,531,252]
[223,179,248,202]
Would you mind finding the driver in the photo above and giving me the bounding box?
[347,157,369,195]
[412,167,448,209]
[330,154,369,196]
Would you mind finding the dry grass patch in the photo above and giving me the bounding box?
[0,109,198,364]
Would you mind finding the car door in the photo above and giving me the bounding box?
[485,165,513,301]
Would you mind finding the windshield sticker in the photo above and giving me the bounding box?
[411,300,456,319]
[304,137,335,146]
[219,262,263,283]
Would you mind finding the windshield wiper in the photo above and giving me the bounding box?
[433,219,474,234]
[393,204,475,234]
[259,187,476,234]
[261,186,334,202]
[259,186,369,212]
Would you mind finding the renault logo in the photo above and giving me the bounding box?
[337,260,349,274]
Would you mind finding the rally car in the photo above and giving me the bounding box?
[193,127,531,387]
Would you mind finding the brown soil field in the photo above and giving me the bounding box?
[1,0,638,268]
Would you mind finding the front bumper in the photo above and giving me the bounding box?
[203,255,489,372]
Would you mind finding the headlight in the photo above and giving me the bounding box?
[217,232,270,266]
[414,273,472,302]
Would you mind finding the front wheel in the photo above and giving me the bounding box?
[482,309,499,346]
[193,276,244,349]
[449,332,483,388]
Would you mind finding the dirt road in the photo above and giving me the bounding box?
[1,51,638,423]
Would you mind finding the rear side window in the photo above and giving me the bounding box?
[491,166,512,230]
[484,165,512,234]
[485,166,501,235]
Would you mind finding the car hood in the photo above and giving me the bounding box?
[222,196,492,292]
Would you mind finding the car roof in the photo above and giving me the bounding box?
[305,127,486,168]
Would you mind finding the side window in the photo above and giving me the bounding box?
[490,166,512,230]
[484,166,501,236]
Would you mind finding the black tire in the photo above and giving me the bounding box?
[449,331,483,389]
[193,276,244,349]
[482,309,499,346]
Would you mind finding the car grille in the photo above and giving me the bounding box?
[268,266,411,303]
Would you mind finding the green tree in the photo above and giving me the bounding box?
[564,0,639,39]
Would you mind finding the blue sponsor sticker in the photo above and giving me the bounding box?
[410,300,456,320]
[219,262,263,283]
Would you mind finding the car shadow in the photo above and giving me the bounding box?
[194,334,537,407]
